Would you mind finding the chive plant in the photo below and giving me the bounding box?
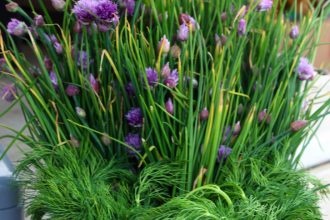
[0,0,329,219]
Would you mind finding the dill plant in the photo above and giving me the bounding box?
[0,0,329,219]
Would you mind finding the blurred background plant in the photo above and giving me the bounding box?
[0,0,330,219]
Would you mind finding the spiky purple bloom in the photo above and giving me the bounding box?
[73,0,98,24]
[291,120,308,132]
[145,68,159,88]
[50,71,58,89]
[51,0,66,11]
[164,69,179,88]
[1,84,17,102]
[95,0,119,31]
[177,24,189,41]
[217,145,232,162]
[126,108,143,127]
[89,74,100,93]
[120,0,136,16]
[158,35,171,54]
[297,58,315,81]
[125,82,135,96]
[257,0,273,12]
[200,108,209,120]
[34,15,45,27]
[165,98,174,115]
[7,19,27,37]
[161,62,171,78]
[125,133,142,154]
[66,85,80,97]
[238,19,246,36]
[290,25,299,39]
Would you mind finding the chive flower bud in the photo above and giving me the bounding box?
[221,12,227,22]
[179,13,197,31]
[161,62,171,78]
[125,82,135,96]
[200,107,209,120]
[258,109,271,124]
[54,42,63,54]
[7,19,27,37]
[165,98,174,115]
[238,19,246,36]
[291,120,308,132]
[5,2,19,12]
[51,0,66,11]
[170,44,181,58]
[120,0,136,16]
[101,135,111,146]
[290,25,299,39]
[34,15,45,27]
[233,121,241,136]
[50,71,58,89]
[158,35,171,54]
[89,74,100,93]
[44,57,53,71]
[66,85,80,97]
[75,107,86,118]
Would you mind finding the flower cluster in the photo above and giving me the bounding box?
[72,0,119,32]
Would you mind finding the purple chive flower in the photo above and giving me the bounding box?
[120,0,136,16]
[145,68,159,88]
[89,74,100,93]
[73,0,97,24]
[200,107,209,120]
[50,71,58,89]
[177,24,189,41]
[161,62,171,78]
[73,21,82,33]
[95,0,119,31]
[126,108,143,127]
[54,42,63,54]
[165,98,174,115]
[217,145,232,162]
[1,84,17,102]
[297,58,315,81]
[215,34,227,47]
[238,19,246,36]
[291,120,308,132]
[66,85,80,97]
[34,15,45,27]
[290,25,299,39]
[51,0,66,11]
[164,69,179,89]
[125,133,142,154]
[257,0,273,12]
[179,13,197,31]
[7,19,27,37]
[158,35,171,54]
[125,82,135,96]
